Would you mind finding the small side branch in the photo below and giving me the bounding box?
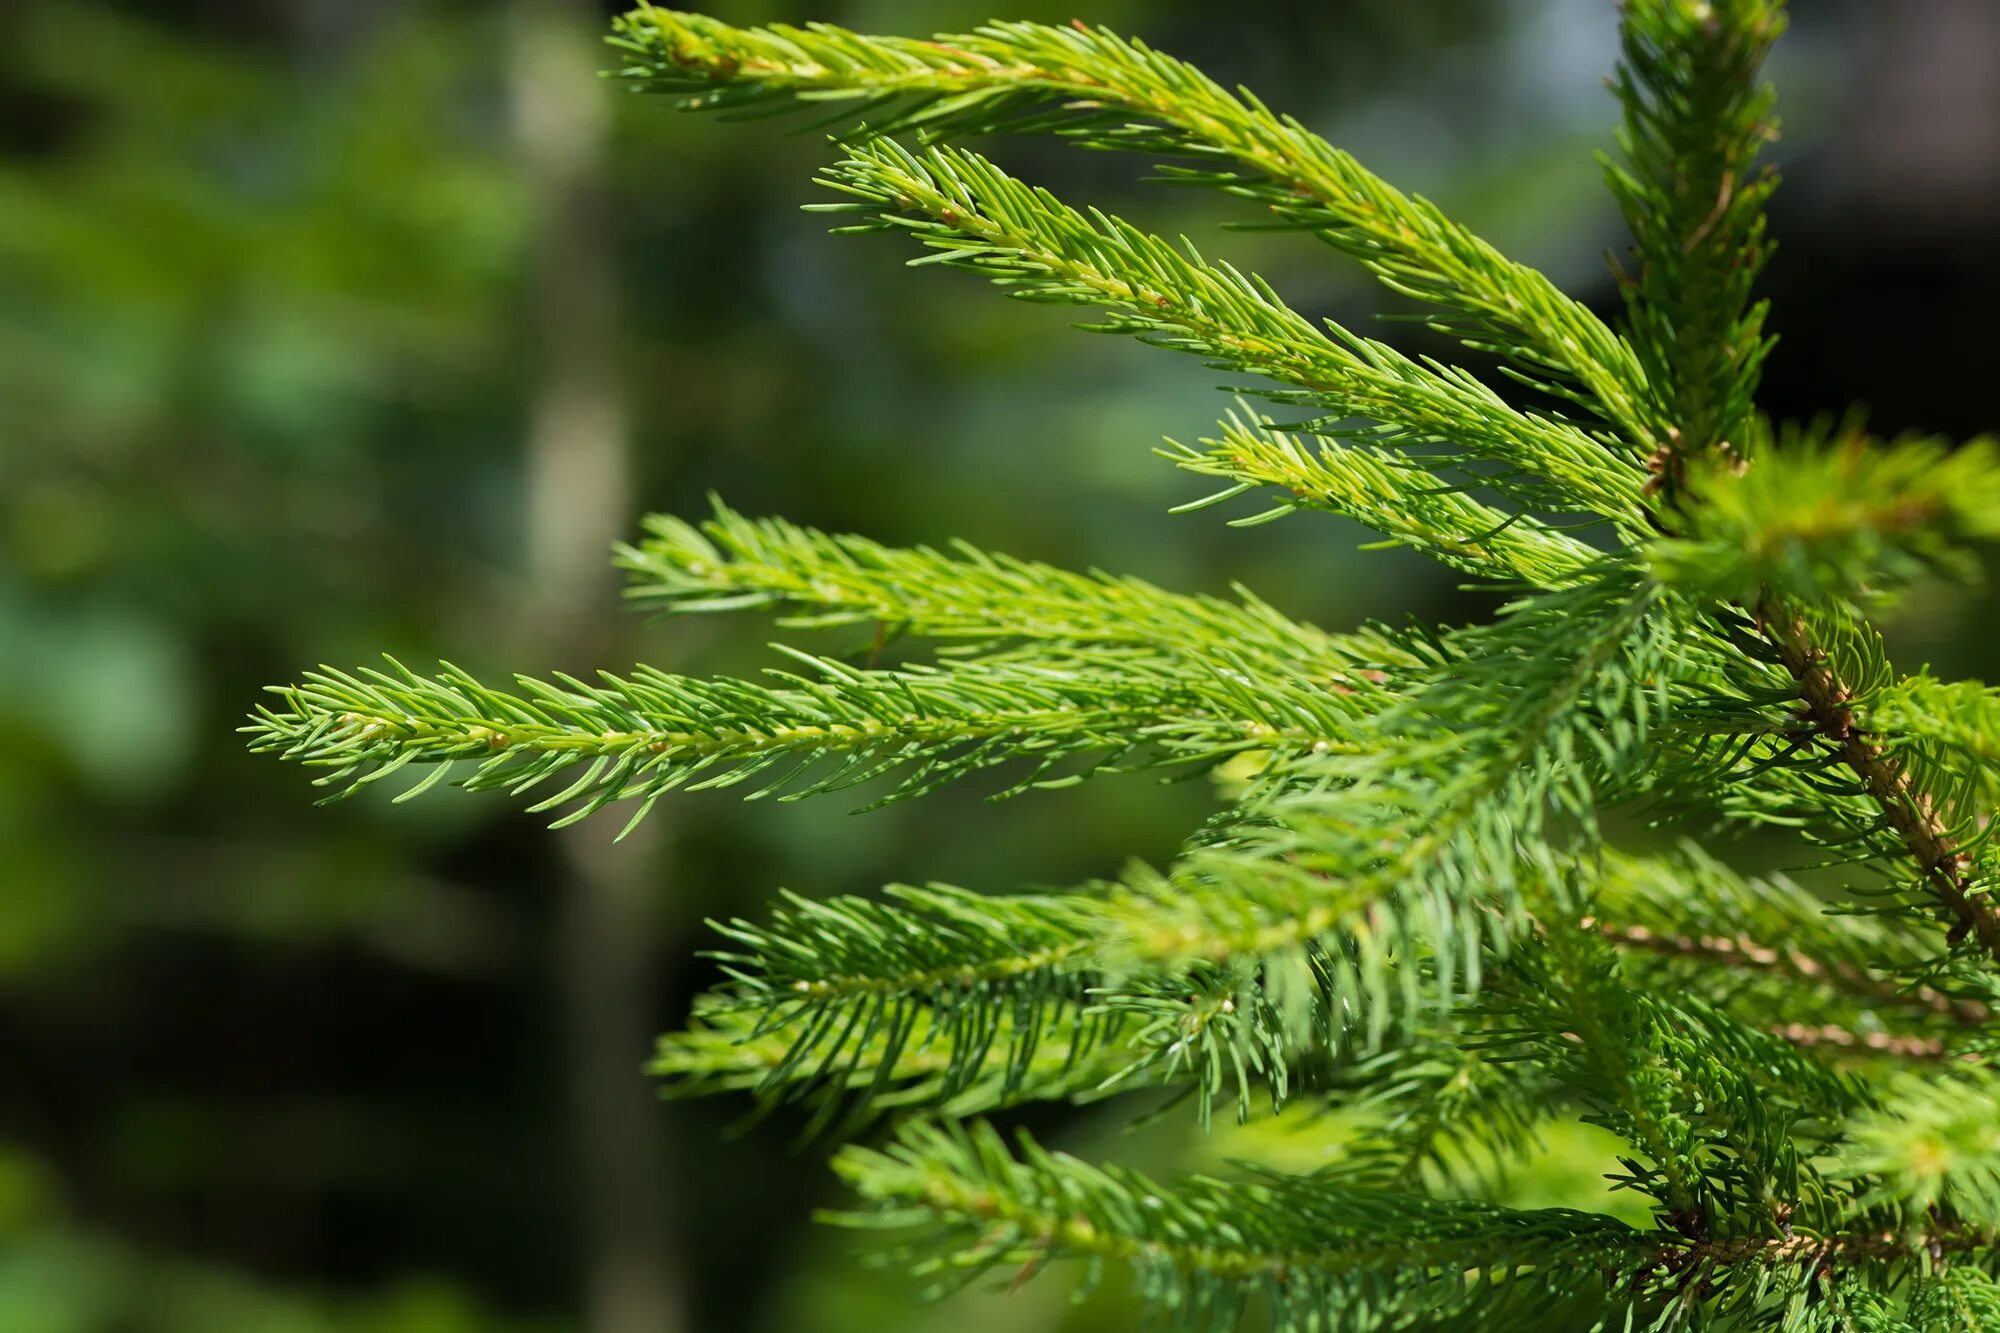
[1769,1024,1948,1061]
[1590,919,1991,1025]
[1672,1223,1995,1270]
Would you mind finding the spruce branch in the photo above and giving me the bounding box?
[1637,610,1983,874]
[1754,594,2000,965]
[610,8,1661,449]
[1163,408,1600,587]
[1106,564,1669,964]
[1608,2,2000,973]
[616,497,1408,678]
[1864,678,2000,781]
[606,562,1676,1130]
[1502,923,1706,1221]
[1908,1267,2000,1329]
[1322,1036,1562,1193]
[1578,852,1982,1062]
[1771,1025,1950,1061]
[831,1119,1985,1332]
[246,646,1372,830]
[1599,922,1990,1030]
[1609,0,1786,491]
[1499,917,1868,1237]
[1634,601,2000,982]
[815,138,1648,524]
[1581,845,1994,1027]
[953,574,1674,1128]
[830,1119,1654,1329]
[1838,1070,2000,1230]
[235,1,2000,1323]
[653,885,1130,1122]
[649,994,1135,1123]
[1649,429,2000,605]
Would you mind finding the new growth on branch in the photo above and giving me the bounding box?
[252,3,2000,1328]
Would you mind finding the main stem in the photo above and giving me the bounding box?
[1755,591,2000,967]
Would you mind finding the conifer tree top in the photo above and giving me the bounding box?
[253,4,2000,1328]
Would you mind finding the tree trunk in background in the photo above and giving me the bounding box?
[509,4,683,1332]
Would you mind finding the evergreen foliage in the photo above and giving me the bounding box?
[252,3,2000,1327]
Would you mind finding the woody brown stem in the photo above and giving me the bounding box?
[1671,1223,1993,1270]
[1754,591,2000,967]
[1591,920,1991,1025]
[1768,1023,1948,1060]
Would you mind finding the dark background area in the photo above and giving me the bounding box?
[0,2,1995,1330]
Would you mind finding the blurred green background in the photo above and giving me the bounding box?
[1,1,1996,1329]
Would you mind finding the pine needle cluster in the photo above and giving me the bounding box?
[250,3,2000,1328]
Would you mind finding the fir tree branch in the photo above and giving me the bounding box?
[831,1120,1993,1330]
[1163,409,1601,587]
[649,995,1136,1123]
[1603,1,2000,981]
[1609,0,1786,491]
[1754,593,2000,966]
[616,497,1410,680]
[715,885,1097,1004]
[610,8,1661,449]
[814,138,1648,524]
[1671,1224,1996,1268]
[1864,676,2000,781]
[1595,920,1990,1027]
[1595,70,2000,981]
[691,566,1669,1126]
[1105,565,1669,968]
[1501,920,1870,1238]
[1909,1266,2000,1329]
[654,885,1129,1121]
[830,1119,1655,1328]
[1837,1070,2000,1229]
[1650,429,2000,605]
[245,646,1372,829]
[1506,923,1706,1220]
[1635,608,1993,908]
[1580,845,1994,1026]
[1053,570,1674,1121]
[238,5,2000,1323]
[1322,1037,1562,1193]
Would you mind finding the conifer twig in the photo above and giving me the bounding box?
[612,9,1660,450]
[1609,0,1785,491]
[1755,592,2000,965]
[814,138,1647,526]
[243,3,2000,1324]
[1589,919,1991,1025]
